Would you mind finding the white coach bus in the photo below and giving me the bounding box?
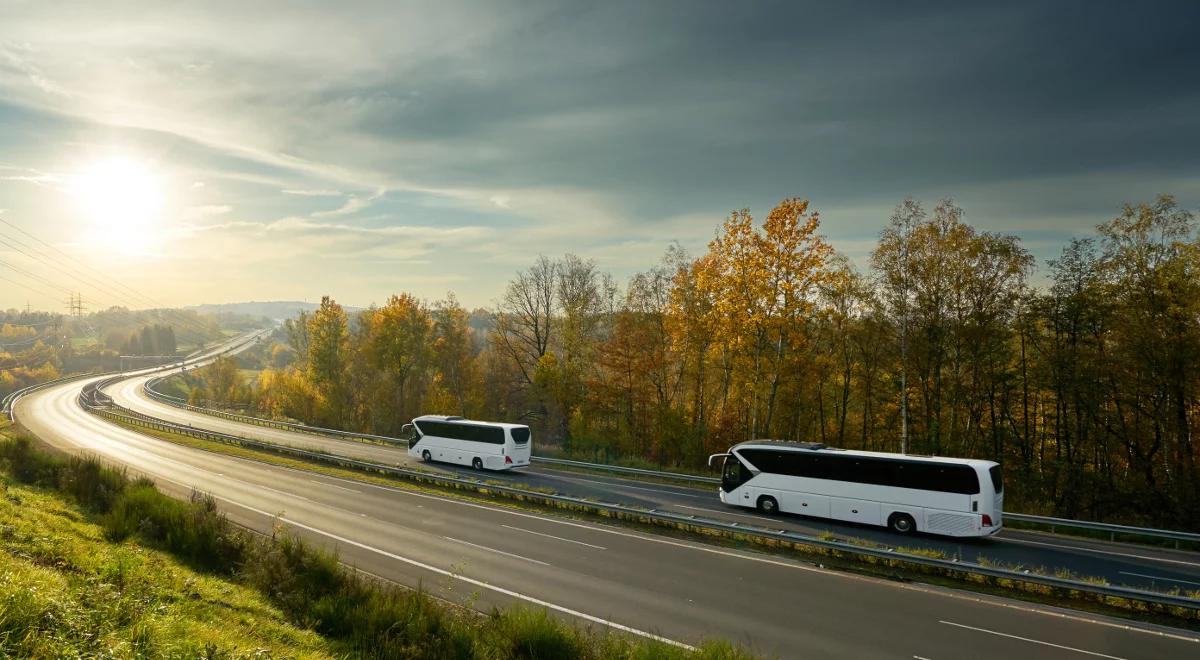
[402,415,531,471]
[708,441,1003,537]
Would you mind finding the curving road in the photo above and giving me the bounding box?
[105,373,1200,595]
[7,354,1197,658]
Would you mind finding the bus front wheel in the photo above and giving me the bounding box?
[888,512,916,534]
[472,457,483,470]
[756,496,779,515]
[422,450,432,463]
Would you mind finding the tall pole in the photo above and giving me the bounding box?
[899,214,911,455]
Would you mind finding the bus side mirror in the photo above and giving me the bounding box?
[708,453,729,467]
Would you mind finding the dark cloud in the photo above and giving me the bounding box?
[341,1,1200,218]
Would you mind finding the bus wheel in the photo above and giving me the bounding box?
[888,513,916,534]
[422,450,432,463]
[756,496,779,515]
[472,457,483,470]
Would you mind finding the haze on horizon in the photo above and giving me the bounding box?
[1,0,1198,312]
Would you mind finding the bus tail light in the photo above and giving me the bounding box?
[505,455,513,464]
[981,514,994,527]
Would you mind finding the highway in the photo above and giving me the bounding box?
[6,356,1196,657]
[105,373,1200,595]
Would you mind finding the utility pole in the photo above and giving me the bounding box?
[898,210,913,456]
[65,292,85,319]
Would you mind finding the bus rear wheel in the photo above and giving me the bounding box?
[756,496,779,515]
[888,512,916,534]
[422,450,432,463]
[472,457,483,470]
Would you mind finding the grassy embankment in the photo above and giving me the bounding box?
[0,424,751,659]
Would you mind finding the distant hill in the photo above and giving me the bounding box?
[187,301,330,320]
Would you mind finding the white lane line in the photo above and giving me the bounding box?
[312,479,361,493]
[150,483,692,650]
[1002,537,1200,568]
[673,504,772,522]
[938,620,1127,659]
[249,482,317,504]
[913,656,932,660]
[86,404,1196,647]
[546,474,706,499]
[1119,571,1200,587]
[444,536,552,566]
[501,524,607,550]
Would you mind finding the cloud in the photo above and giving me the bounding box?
[0,1,1198,309]
[282,188,343,197]
[183,204,232,219]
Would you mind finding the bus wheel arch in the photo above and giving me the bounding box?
[887,512,916,534]
[422,450,432,462]
[756,495,779,515]
[472,457,483,470]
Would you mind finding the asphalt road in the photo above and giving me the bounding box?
[9,368,1198,657]
[105,374,1200,595]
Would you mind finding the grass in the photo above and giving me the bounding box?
[0,432,755,659]
[0,459,331,657]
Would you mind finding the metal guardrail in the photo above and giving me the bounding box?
[139,376,1200,549]
[7,330,266,423]
[1003,513,1200,545]
[4,372,115,418]
[75,394,1200,612]
[530,456,721,484]
[141,381,402,445]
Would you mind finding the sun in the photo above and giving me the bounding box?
[73,157,165,231]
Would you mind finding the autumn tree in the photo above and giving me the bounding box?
[306,296,350,425]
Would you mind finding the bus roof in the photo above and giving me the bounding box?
[730,440,997,468]
[413,415,529,430]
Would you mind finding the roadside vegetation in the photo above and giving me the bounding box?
[0,433,753,659]
[1,307,254,400]
[174,196,1200,532]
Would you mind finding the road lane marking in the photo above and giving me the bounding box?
[673,504,774,522]
[70,386,1200,647]
[240,481,316,504]
[938,620,1127,659]
[1118,571,1200,587]
[913,656,932,660]
[544,474,706,499]
[501,524,607,549]
[444,536,551,566]
[146,482,692,649]
[312,479,361,493]
[1000,537,1200,568]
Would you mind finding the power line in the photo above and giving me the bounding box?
[0,217,165,308]
[0,233,136,308]
[0,217,215,336]
[0,271,64,302]
[0,332,52,348]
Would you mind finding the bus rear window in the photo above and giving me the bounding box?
[510,427,530,444]
[989,465,1004,493]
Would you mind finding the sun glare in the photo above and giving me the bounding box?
[74,157,164,227]
[71,157,166,253]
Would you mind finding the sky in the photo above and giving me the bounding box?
[1,0,1198,312]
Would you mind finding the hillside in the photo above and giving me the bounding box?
[0,453,332,657]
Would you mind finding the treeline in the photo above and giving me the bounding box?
[233,195,1199,529]
[119,324,177,356]
[0,311,63,396]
